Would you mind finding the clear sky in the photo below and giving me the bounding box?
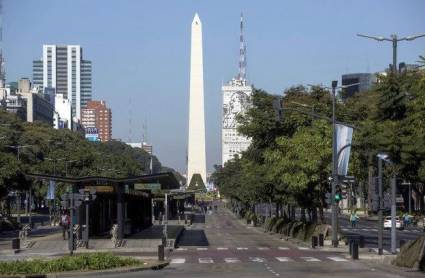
[4,0,425,174]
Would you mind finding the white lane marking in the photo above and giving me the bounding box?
[237,247,248,250]
[297,247,309,250]
[175,248,187,251]
[199,257,214,263]
[396,248,400,252]
[276,257,292,262]
[371,228,378,232]
[278,247,290,250]
[258,247,270,250]
[171,258,186,264]
[197,247,208,251]
[250,257,266,263]
[217,247,228,250]
[342,228,349,231]
[327,256,348,262]
[224,257,240,263]
[300,257,321,262]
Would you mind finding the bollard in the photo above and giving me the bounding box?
[399,239,406,249]
[318,233,324,247]
[185,214,188,225]
[351,241,359,260]
[11,238,20,250]
[349,240,353,255]
[158,245,164,261]
[359,236,365,248]
[311,236,318,249]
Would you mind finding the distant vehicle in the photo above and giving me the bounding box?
[384,216,403,230]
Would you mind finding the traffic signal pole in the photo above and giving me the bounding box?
[378,159,383,255]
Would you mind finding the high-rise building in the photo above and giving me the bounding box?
[81,100,112,142]
[221,14,252,165]
[187,13,207,186]
[32,45,92,119]
[341,73,376,98]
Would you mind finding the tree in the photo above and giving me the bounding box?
[187,174,206,192]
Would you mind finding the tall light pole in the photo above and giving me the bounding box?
[46,157,64,225]
[357,33,425,74]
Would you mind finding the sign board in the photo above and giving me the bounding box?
[85,127,99,142]
[135,183,161,191]
[336,124,353,176]
[46,181,56,200]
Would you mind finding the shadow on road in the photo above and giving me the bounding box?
[177,229,209,246]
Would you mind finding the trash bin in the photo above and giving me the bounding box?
[311,236,318,249]
[11,238,20,250]
[318,233,324,247]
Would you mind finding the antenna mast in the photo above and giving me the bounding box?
[0,0,5,88]
[238,13,246,82]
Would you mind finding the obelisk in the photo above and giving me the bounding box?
[187,13,207,186]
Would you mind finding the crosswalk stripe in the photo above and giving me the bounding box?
[237,247,248,250]
[175,248,187,251]
[300,257,321,262]
[224,257,240,263]
[278,247,290,250]
[197,247,208,251]
[250,257,266,263]
[171,258,186,264]
[327,256,348,262]
[199,257,214,263]
[276,257,292,262]
[297,247,309,250]
[258,247,270,250]
[217,247,228,250]
[371,228,378,232]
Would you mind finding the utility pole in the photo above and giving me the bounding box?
[357,33,425,74]
[391,175,397,254]
[331,80,338,247]
[377,157,383,255]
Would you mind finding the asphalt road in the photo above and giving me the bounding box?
[90,206,422,278]
[330,213,424,253]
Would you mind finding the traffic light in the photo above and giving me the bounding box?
[335,193,342,202]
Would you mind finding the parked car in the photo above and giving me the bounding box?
[384,216,403,229]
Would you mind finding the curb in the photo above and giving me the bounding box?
[0,261,169,278]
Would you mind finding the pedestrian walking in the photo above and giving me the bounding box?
[60,210,70,240]
[403,212,410,228]
[350,211,359,228]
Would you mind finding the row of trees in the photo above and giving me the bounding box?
[0,110,184,212]
[212,61,425,222]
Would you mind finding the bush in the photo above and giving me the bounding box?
[264,217,277,232]
[272,218,286,233]
[0,252,142,275]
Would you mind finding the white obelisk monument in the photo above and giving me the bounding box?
[187,13,207,185]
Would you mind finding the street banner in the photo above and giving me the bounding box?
[336,124,353,176]
[46,180,56,200]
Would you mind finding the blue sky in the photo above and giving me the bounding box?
[4,0,425,174]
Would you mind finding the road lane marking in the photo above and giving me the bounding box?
[278,247,290,250]
[224,257,240,263]
[237,247,248,250]
[258,247,270,250]
[250,257,266,263]
[175,248,187,251]
[171,258,186,264]
[199,257,214,263]
[327,256,348,262]
[196,247,208,251]
[276,257,292,262]
[300,257,321,262]
[217,247,228,250]
[297,247,309,250]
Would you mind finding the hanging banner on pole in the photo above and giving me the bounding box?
[46,180,56,200]
[336,124,353,176]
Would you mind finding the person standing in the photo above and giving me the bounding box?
[60,211,70,240]
[350,211,359,228]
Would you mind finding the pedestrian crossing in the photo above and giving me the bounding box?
[341,226,423,233]
[170,256,349,264]
[175,246,306,251]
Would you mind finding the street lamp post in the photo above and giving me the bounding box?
[357,33,425,74]
[46,157,64,225]
[331,81,338,247]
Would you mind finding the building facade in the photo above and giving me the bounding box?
[33,45,92,120]
[81,100,112,142]
[221,15,252,165]
[341,73,376,98]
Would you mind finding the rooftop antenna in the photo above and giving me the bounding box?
[128,97,132,143]
[237,13,246,82]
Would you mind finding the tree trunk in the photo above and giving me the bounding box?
[367,156,374,216]
[300,208,306,222]
[319,206,324,224]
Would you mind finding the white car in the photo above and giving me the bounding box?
[384,216,403,229]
